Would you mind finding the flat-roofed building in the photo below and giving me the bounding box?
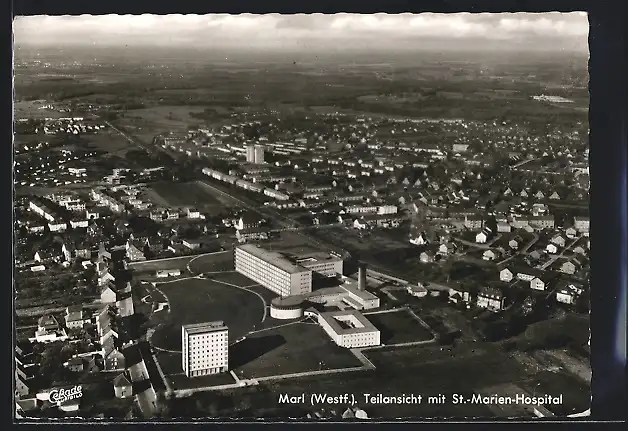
[317,310,381,348]
[235,244,312,297]
[339,280,380,310]
[181,321,229,378]
[293,252,344,277]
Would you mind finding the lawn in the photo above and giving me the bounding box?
[150,278,265,352]
[157,351,237,389]
[149,181,222,208]
[207,271,256,287]
[187,252,235,274]
[518,370,591,416]
[83,132,132,154]
[233,321,363,379]
[169,371,237,390]
[365,309,435,345]
[128,255,198,273]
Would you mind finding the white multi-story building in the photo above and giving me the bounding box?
[294,253,344,277]
[254,145,265,164]
[29,200,56,222]
[574,216,590,234]
[235,244,312,297]
[317,310,380,348]
[181,321,229,377]
[377,205,398,215]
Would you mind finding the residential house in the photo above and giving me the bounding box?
[38,314,60,332]
[574,216,590,234]
[438,243,457,256]
[116,296,135,318]
[528,215,555,230]
[448,284,472,304]
[483,249,499,261]
[509,236,524,250]
[64,357,84,373]
[64,306,84,330]
[475,227,493,244]
[409,231,431,246]
[549,191,561,200]
[499,267,514,282]
[530,275,549,291]
[534,190,545,200]
[235,212,263,231]
[550,235,566,247]
[497,221,512,233]
[419,251,435,263]
[572,245,587,256]
[182,238,202,250]
[185,207,201,219]
[113,372,133,399]
[103,347,125,371]
[464,214,483,230]
[565,227,578,239]
[560,256,587,275]
[546,243,559,254]
[125,241,146,262]
[15,373,30,398]
[555,281,585,305]
[61,243,75,262]
[236,226,270,243]
[100,284,118,303]
[477,286,505,312]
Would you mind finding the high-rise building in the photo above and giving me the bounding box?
[246,145,256,163]
[254,145,265,164]
[181,321,229,377]
[235,244,313,297]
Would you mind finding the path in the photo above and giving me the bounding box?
[511,157,539,169]
[539,237,580,270]
[496,232,540,266]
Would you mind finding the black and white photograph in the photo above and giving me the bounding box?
[13,12,592,420]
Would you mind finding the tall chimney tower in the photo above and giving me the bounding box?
[358,263,367,291]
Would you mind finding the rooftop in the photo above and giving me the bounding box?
[182,321,227,335]
[318,309,379,335]
[237,244,309,275]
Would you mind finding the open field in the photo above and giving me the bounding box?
[207,271,257,287]
[150,277,265,351]
[82,131,133,154]
[234,321,363,379]
[13,100,70,119]
[148,181,223,209]
[365,309,435,345]
[174,344,541,417]
[129,251,232,274]
[118,105,207,133]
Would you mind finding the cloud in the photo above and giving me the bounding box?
[13,13,588,51]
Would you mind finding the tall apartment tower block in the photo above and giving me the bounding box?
[181,321,229,377]
[246,144,265,164]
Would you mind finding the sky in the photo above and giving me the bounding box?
[13,13,589,52]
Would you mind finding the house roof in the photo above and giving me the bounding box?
[479,286,503,298]
[239,211,262,224]
[113,373,132,388]
[37,314,59,328]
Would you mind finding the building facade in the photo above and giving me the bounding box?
[234,245,312,297]
[317,310,380,348]
[182,321,229,378]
